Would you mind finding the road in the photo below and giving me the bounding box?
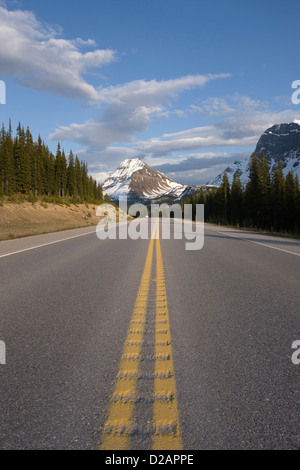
[0,220,299,450]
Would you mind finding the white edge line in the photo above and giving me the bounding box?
[0,229,96,259]
[0,220,132,259]
[205,227,300,257]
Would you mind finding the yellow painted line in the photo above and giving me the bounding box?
[152,233,182,450]
[100,221,182,450]
[100,222,158,450]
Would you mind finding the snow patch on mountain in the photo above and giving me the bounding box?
[102,158,146,198]
[102,158,200,202]
[208,122,300,186]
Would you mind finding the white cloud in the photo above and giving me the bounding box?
[144,155,188,167]
[191,98,236,116]
[52,93,300,185]
[148,152,249,186]
[50,73,231,150]
[0,5,116,99]
[95,74,230,105]
[49,104,164,149]
[134,126,256,156]
[134,108,300,157]
[190,94,265,117]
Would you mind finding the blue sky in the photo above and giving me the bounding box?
[0,0,299,184]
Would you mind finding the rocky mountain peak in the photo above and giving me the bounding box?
[208,122,300,186]
[102,158,200,203]
[255,122,300,162]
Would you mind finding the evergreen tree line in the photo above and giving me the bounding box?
[0,120,103,203]
[184,151,300,234]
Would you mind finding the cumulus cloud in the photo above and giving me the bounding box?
[134,108,300,157]
[51,86,300,185]
[151,152,250,185]
[50,104,165,149]
[95,74,230,105]
[4,3,297,186]
[134,125,256,156]
[0,5,116,99]
[50,73,231,150]
[51,87,298,173]
[190,94,264,117]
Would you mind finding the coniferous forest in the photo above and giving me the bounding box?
[0,120,104,204]
[1,120,300,235]
[184,152,300,235]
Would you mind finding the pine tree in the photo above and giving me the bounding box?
[81,161,88,200]
[221,171,230,223]
[97,182,103,201]
[271,161,286,231]
[54,143,62,197]
[0,120,101,204]
[197,187,205,205]
[285,171,296,232]
[60,150,67,198]
[67,150,76,198]
[245,153,261,227]
[32,135,46,196]
[0,124,15,195]
[75,155,83,199]
[44,151,55,196]
[15,123,31,193]
[231,173,244,226]
[258,151,270,228]
[204,189,214,222]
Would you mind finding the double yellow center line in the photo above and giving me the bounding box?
[100,221,182,450]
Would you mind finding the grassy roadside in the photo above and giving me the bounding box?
[0,199,104,241]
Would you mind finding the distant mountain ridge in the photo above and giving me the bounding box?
[102,123,300,200]
[208,122,300,186]
[102,158,200,203]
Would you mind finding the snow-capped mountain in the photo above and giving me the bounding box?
[208,122,300,186]
[102,158,199,203]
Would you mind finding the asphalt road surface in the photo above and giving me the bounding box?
[0,220,299,450]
